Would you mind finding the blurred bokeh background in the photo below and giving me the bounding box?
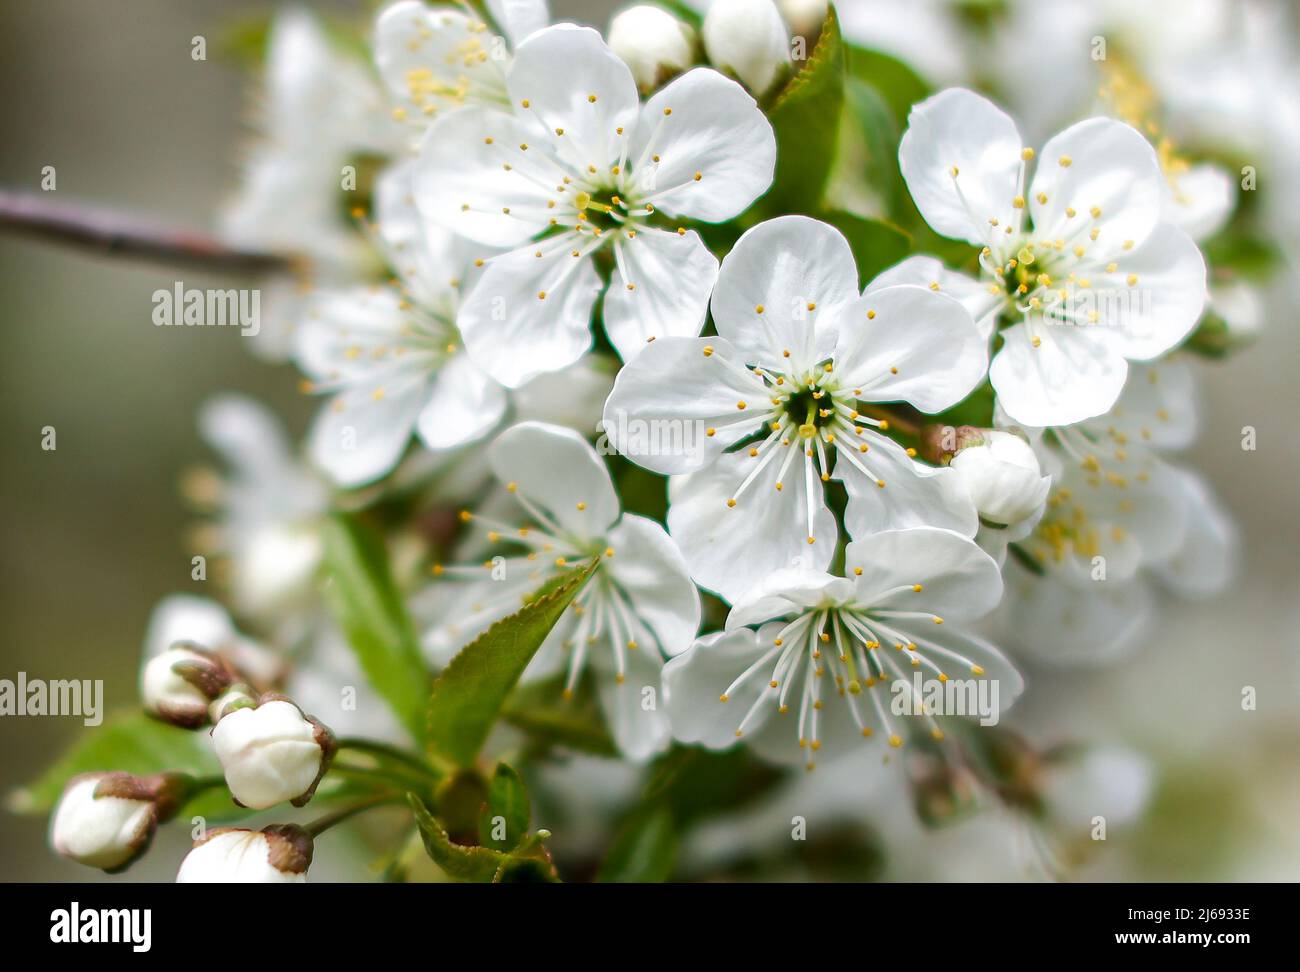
[1,0,1297,880]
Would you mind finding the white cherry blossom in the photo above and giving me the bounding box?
[413,422,699,761]
[898,88,1207,427]
[413,24,775,386]
[603,216,987,602]
[662,528,1021,768]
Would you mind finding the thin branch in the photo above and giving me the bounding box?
[0,187,293,275]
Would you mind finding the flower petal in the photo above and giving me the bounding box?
[374,2,508,117]
[845,527,1003,621]
[834,285,988,414]
[603,514,701,658]
[413,106,558,248]
[595,649,673,762]
[486,0,550,47]
[662,628,776,748]
[1162,162,1235,241]
[602,227,718,358]
[865,255,1002,340]
[506,24,639,172]
[1103,356,1198,451]
[1099,223,1207,361]
[308,379,428,487]
[1152,468,1237,599]
[632,68,776,222]
[602,336,768,474]
[415,350,507,451]
[726,569,853,629]
[668,445,835,603]
[489,421,619,539]
[710,216,860,370]
[989,321,1129,427]
[1028,117,1163,262]
[835,432,978,538]
[899,88,1024,246]
[458,243,600,387]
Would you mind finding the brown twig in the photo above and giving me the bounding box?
[0,187,292,275]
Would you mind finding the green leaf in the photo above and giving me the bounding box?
[321,514,431,743]
[8,712,245,822]
[426,559,598,768]
[762,6,846,214]
[819,210,911,286]
[479,762,531,852]
[597,805,678,883]
[408,794,505,882]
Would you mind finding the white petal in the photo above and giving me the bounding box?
[197,394,293,483]
[507,25,639,172]
[668,445,835,603]
[835,432,978,537]
[603,515,701,657]
[512,354,615,433]
[1103,356,1198,451]
[710,216,859,369]
[602,228,718,358]
[899,88,1023,245]
[308,378,428,487]
[486,0,550,47]
[296,287,419,383]
[458,243,599,387]
[845,527,1003,621]
[865,255,1002,340]
[990,321,1129,427]
[489,421,620,539]
[633,68,776,222]
[413,106,558,247]
[374,3,508,115]
[833,286,988,414]
[373,159,471,312]
[1028,117,1163,262]
[880,623,1023,711]
[415,351,507,451]
[1152,468,1236,598]
[1100,223,1207,361]
[662,628,775,748]
[143,595,235,658]
[596,649,673,762]
[1163,162,1235,241]
[726,568,853,629]
[601,336,767,475]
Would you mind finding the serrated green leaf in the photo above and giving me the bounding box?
[762,7,846,214]
[426,559,598,768]
[408,793,505,882]
[321,514,431,744]
[479,762,531,851]
[819,209,911,285]
[7,712,247,822]
[597,805,678,883]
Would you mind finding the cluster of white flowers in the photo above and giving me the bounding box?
[41,0,1263,882]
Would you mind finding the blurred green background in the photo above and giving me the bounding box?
[1,0,1297,881]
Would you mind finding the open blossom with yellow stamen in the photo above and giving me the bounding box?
[662,529,1022,769]
[374,0,550,132]
[896,88,1207,428]
[414,422,699,761]
[603,216,987,603]
[411,24,776,387]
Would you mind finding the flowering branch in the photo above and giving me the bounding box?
[0,187,292,275]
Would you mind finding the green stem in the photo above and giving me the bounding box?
[304,793,402,838]
[338,738,441,779]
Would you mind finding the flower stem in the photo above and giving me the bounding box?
[0,187,292,274]
[337,738,441,779]
[304,793,402,838]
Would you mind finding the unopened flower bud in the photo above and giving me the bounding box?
[609,5,696,93]
[209,682,257,724]
[777,0,828,38]
[49,772,188,872]
[212,696,335,809]
[176,823,313,883]
[141,643,233,728]
[702,0,791,96]
[950,430,1050,527]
